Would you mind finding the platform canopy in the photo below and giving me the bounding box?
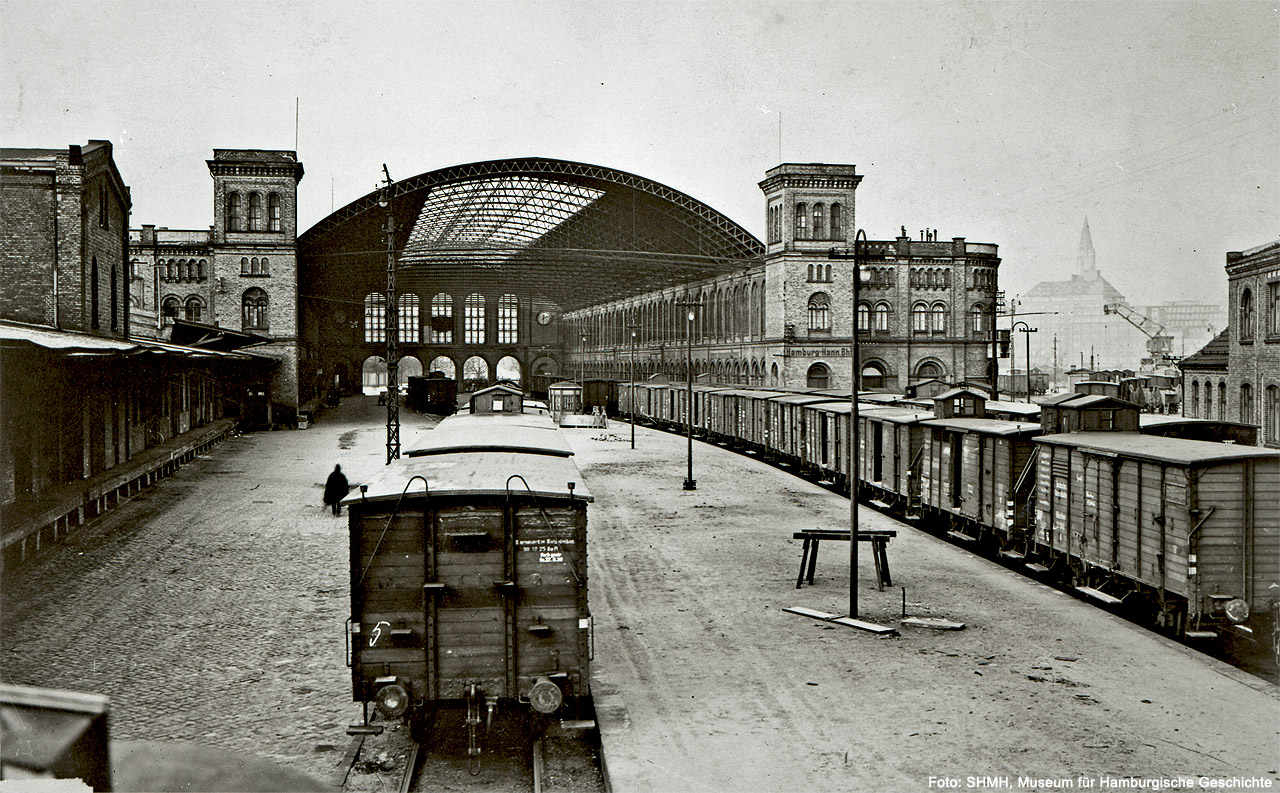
[298,157,765,311]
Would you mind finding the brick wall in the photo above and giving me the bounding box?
[0,169,57,324]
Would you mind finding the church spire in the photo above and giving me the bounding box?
[1077,217,1097,274]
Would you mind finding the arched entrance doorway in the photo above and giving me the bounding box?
[462,356,489,392]
[496,356,522,386]
[362,355,386,394]
[428,356,456,379]
[398,355,423,386]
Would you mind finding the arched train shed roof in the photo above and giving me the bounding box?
[298,158,765,311]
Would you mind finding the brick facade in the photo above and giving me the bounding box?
[1226,240,1280,445]
[1,142,132,335]
[567,163,1000,392]
[130,150,304,419]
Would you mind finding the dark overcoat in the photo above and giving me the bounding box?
[323,469,349,506]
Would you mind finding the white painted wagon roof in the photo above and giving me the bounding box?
[1036,432,1280,464]
[405,412,572,457]
[350,450,593,502]
[860,407,934,423]
[984,400,1041,416]
[920,417,1041,436]
[767,393,848,405]
[807,401,899,415]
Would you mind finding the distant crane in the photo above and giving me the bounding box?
[1102,304,1178,366]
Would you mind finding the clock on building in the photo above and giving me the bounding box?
[536,311,553,325]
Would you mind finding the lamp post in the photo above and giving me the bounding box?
[828,229,870,618]
[630,329,637,449]
[1013,321,1038,402]
[676,300,702,490]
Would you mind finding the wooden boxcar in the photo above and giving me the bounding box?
[767,394,845,467]
[919,417,1041,544]
[1032,432,1280,638]
[858,406,933,509]
[345,412,592,735]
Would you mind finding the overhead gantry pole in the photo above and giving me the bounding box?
[381,165,400,465]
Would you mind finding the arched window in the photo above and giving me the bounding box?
[243,288,269,331]
[932,302,947,333]
[227,192,242,231]
[268,193,281,231]
[1269,281,1280,336]
[916,361,943,381]
[1218,381,1226,420]
[875,302,891,332]
[912,302,929,333]
[250,257,260,275]
[110,265,118,330]
[241,257,250,275]
[399,293,421,343]
[197,259,205,280]
[808,264,815,282]
[808,292,831,331]
[812,203,825,240]
[806,363,830,389]
[770,362,779,385]
[162,296,180,325]
[248,192,263,231]
[259,257,269,275]
[830,203,842,239]
[861,362,885,390]
[498,294,518,344]
[857,302,871,332]
[364,293,386,342]
[795,202,808,240]
[1241,383,1254,425]
[1267,385,1279,443]
[1240,287,1254,340]
[1204,382,1213,420]
[971,304,987,336]
[185,296,203,322]
[1191,381,1199,418]
[91,256,99,328]
[465,293,485,344]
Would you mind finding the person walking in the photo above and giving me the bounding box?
[323,464,349,516]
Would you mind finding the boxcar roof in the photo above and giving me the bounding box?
[350,450,593,503]
[715,389,791,398]
[920,417,1042,436]
[405,413,572,457]
[1036,432,1280,464]
[808,401,897,415]
[985,400,1041,417]
[768,393,847,405]
[862,407,934,423]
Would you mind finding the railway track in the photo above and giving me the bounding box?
[337,712,605,793]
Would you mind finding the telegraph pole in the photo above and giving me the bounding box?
[381,165,400,464]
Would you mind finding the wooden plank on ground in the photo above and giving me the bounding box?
[901,617,966,630]
[783,606,839,621]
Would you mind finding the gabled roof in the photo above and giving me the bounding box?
[934,386,988,401]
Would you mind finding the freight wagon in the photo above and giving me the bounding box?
[344,411,592,750]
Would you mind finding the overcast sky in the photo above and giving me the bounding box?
[4,1,1276,306]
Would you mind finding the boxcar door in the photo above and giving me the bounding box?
[431,504,509,700]
[513,502,589,701]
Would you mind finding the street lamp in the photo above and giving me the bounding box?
[829,230,871,618]
[1012,321,1038,402]
[629,329,637,449]
[676,301,702,490]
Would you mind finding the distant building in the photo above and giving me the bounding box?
[567,163,1002,392]
[1179,238,1280,447]
[1016,218,1148,375]
[130,149,305,421]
